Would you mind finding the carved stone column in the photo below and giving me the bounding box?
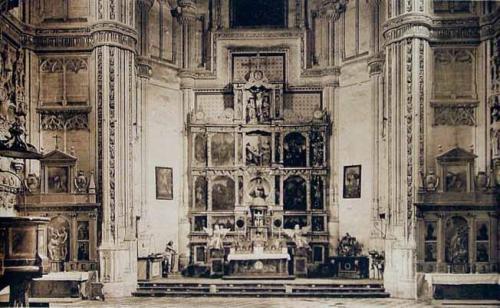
[93,0,139,297]
[174,0,199,70]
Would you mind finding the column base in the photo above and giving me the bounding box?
[98,240,138,298]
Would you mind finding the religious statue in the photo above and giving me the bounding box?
[162,241,177,277]
[283,224,310,250]
[246,98,257,124]
[203,224,230,250]
[47,226,68,261]
[25,173,40,193]
[74,170,88,193]
[249,177,268,202]
[310,131,324,167]
[425,169,439,192]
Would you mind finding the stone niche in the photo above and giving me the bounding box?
[19,148,98,272]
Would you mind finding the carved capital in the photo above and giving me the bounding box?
[368,53,385,76]
[318,0,348,21]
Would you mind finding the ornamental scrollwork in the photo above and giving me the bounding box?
[433,104,476,126]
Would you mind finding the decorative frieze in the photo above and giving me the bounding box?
[38,108,90,131]
[432,103,477,126]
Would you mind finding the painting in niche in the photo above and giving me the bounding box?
[195,246,206,262]
[284,215,307,229]
[194,216,207,232]
[444,165,467,192]
[445,216,469,265]
[425,222,437,241]
[77,221,89,240]
[231,0,286,28]
[284,176,307,211]
[47,216,70,262]
[156,167,173,200]
[313,246,324,262]
[48,166,69,193]
[248,177,270,205]
[245,131,271,166]
[312,216,325,232]
[310,130,324,167]
[343,165,361,199]
[212,176,235,211]
[425,243,437,262]
[212,217,235,231]
[78,242,89,261]
[311,176,324,210]
[194,133,207,165]
[211,133,235,166]
[194,176,207,210]
[284,133,306,167]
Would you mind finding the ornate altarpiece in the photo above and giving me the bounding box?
[187,52,330,273]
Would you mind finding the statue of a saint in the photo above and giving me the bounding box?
[283,224,310,249]
[203,224,230,250]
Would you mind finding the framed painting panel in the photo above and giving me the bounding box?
[343,165,361,199]
[156,167,173,200]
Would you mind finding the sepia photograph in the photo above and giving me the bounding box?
[0,0,498,307]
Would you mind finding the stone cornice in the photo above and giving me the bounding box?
[383,10,500,45]
[1,14,138,52]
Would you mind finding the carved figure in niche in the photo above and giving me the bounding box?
[203,224,230,250]
[425,169,439,191]
[245,132,271,166]
[77,221,89,240]
[249,177,269,204]
[477,223,488,241]
[78,242,89,261]
[445,216,469,264]
[337,233,362,257]
[310,130,324,167]
[284,133,306,167]
[311,176,323,210]
[491,96,500,122]
[0,45,14,122]
[246,98,257,123]
[211,176,235,211]
[48,226,68,261]
[283,224,310,250]
[284,176,307,211]
[25,173,40,193]
[211,133,234,166]
[425,222,437,241]
[74,170,88,193]
[476,243,489,262]
[425,243,437,262]
[194,177,207,210]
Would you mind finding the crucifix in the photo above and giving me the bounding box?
[53,134,61,150]
[241,52,268,74]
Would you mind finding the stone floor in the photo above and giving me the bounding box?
[54,297,500,308]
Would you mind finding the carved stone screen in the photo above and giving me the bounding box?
[232,54,285,83]
[230,0,287,28]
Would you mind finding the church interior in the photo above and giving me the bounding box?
[0,0,499,305]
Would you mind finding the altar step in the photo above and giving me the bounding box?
[133,281,390,298]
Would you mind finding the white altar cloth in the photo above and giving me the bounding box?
[424,273,500,285]
[227,253,290,261]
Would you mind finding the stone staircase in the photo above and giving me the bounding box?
[132,280,390,298]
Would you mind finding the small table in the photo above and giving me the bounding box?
[137,255,164,281]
